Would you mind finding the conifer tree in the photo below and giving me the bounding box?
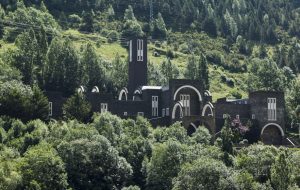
[63,92,91,122]
[198,53,210,90]
[122,5,143,39]
[153,13,167,39]
[185,55,198,80]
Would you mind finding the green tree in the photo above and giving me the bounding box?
[271,151,292,190]
[0,146,22,190]
[122,5,144,39]
[81,43,105,89]
[287,77,300,123]
[146,140,185,190]
[13,29,38,85]
[173,158,234,190]
[62,92,91,122]
[220,116,234,154]
[153,13,167,39]
[0,5,5,38]
[20,142,69,189]
[289,151,300,187]
[184,55,198,80]
[190,127,211,145]
[235,144,279,182]
[247,58,285,92]
[160,59,179,84]
[4,5,58,42]
[45,38,82,95]
[0,80,32,121]
[0,60,22,82]
[80,10,95,32]
[109,54,128,92]
[107,4,115,21]
[198,53,209,90]
[28,86,49,121]
[57,135,132,189]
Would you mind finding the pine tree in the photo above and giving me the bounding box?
[198,53,210,90]
[81,43,105,89]
[14,29,39,86]
[63,92,92,122]
[160,59,179,84]
[185,55,198,80]
[36,27,48,87]
[80,10,95,32]
[122,5,143,39]
[153,13,167,39]
[28,86,49,121]
[63,39,82,95]
[220,116,234,154]
[107,4,115,21]
[0,5,5,38]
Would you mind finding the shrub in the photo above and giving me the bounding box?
[107,30,119,43]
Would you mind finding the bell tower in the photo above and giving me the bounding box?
[127,37,148,97]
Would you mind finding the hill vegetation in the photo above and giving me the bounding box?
[0,1,300,189]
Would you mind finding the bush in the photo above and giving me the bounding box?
[230,89,242,99]
[63,92,92,122]
[107,30,119,43]
[206,50,224,65]
[226,78,235,87]
[68,14,81,28]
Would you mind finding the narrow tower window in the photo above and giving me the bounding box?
[267,98,276,121]
[180,94,190,116]
[129,40,132,62]
[49,102,53,116]
[137,39,143,61]
[152,96,158,117]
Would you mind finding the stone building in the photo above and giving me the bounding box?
[46,37,286,145]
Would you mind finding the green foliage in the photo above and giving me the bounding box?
[153,122,188,144]
[20,142,69,189]
[287,77,300,123]
[63,92,91,122]
[160,59,179,84]
[45,37,82,95]
[122,6,143,39]
[289,151,300,187]
[220,116,234,154]
[146,140,185,190]
[153,13,167,39]
[81,43,105,89]
[80,10,95,32]
[57,135,132,189]
[190,127,211,145]
[173,158,234,190]
[4,4,58,42]
[68,14,82,28]
[235,144,279,182]
[271,151,292,190]
[0,80,48,121]
[0,146,22,190]
[0,59,22,82]
[247,58,296,92]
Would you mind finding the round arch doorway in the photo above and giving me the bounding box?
[261,123,284,145]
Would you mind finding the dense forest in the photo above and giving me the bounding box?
[1,0,300,189]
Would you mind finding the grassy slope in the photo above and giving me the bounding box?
[63,30,248,101]
[0,30,249,101]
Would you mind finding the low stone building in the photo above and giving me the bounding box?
[46,37,286,145]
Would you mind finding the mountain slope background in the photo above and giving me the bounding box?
[0,0,300,101]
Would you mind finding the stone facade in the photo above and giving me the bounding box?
[46,37,286,145]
